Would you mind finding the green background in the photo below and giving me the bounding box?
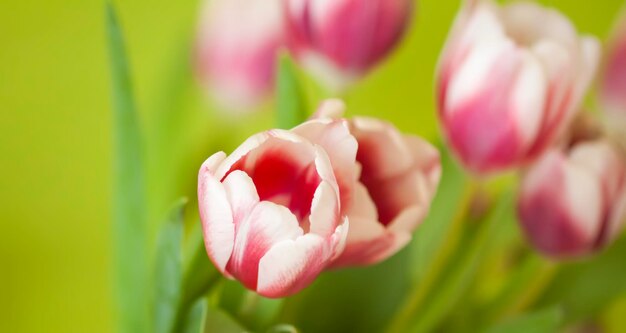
[0,0,624,332]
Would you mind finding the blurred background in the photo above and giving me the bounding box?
[1,0,624,332]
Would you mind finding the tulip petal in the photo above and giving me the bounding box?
[519,151,602,257]
[309,180,341,238]
[350,117,414,180]
[404,135,442,195]
[198,152,235,274]
[257,234,327,298]
[501,2,577,50]
[222,170,260,223]
[511,50,547,150]
[227,201,304,290]
[311,98,346,119]
[293,118,358,210]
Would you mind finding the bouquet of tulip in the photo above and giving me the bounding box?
[106,0,626,332]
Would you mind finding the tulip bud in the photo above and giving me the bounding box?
[600,11,626,120]
[283,0,413,89]
[195,0,284,109]
[518,140,626,258]
[294,100,441,267]
[437,0,600,174]
[197,129,352,297]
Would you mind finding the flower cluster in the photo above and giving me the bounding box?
[198,101,440,297]
[194,0,413,109]
[437,1,626,259]
[195,0,626,299]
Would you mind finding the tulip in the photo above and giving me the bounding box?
[293,100,441,267]
[600,11,626,120]
[283,0,413,89]
[195,0,284,109]
[197,129,352,297]
[437,0,600,174]
[518,140,626,258]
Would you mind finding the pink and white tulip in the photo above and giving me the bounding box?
[437,0,600,174]
[518,140,626,258]
[195,0,284,109]
[283,0,413,89]
[294,100,441,267]
[601,11,626,120]
[197,129,352,297]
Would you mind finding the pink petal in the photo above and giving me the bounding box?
[309,180,341,238]
[329,217,350,261]
[311,98,346,119]
[519,151,603,257]
[404,135,442,196]
[257,234,327,298]
[293,117,358,211]
[330,225,410,268]
[350,117,414,180]
[362,167,428,226]
[222,170,260,223]
[227,201,303,291]
[198,152,235,274]
[195,0,284,108]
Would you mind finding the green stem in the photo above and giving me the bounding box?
[479,252,556,325]
[386,182,476,333]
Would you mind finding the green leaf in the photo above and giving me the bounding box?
[106,3,149,333]
[483,307,562,333]
[152,199,187,333]
[275,52,307,129]
[182,298,208,333]
[535,236,626,324]
[169,222,221,333]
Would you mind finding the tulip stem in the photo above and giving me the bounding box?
[385,181,477,333]
[171,268,222,333]
[475,251,557,328]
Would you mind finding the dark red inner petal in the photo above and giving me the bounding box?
[224,141,321,221]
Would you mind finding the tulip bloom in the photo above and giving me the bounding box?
[601,11,626,119]
[437,0,600,174]
[198,129,352,297]
[195,0,284,109]
[283,0,413,88]
[518,140,626,258]
[294,100,441,267]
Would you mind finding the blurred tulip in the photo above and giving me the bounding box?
[600,11,626,119]
[197,129,351,297]
[437,0,600,174]
[195,0,284,109]
[518,140,626,258]
[283,0,413,89]
[294,100,441,267]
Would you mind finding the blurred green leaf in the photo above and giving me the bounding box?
[182,298,208,333]
[535,236,626,324]
[152,199,187,333]
[171,222,221,333]
[106,3,149,333]
[483,307,562,333]
[275,52,307,129]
